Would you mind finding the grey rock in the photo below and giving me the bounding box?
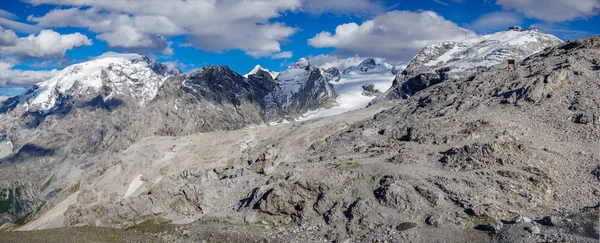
[396,222,417,231]
[592,165,600,181]
[374,176,417,211]
[361,83,381,97]
[425,214,442,227]
[540,216,563,226]
[575,113,590,124]
[525,225,541,234]
[322,67,341,83]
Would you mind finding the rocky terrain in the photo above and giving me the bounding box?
[0,56,337,227]
[0,33,598,243]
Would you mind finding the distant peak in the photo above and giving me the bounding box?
[291,58,310,68]
[359,58,376,66]
[245,65,271,78]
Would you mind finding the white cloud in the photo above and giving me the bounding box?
[0,61,58,87]
[24,0,390,58]
[302,0,386,15]
[496,0,600,22]
[468,12,523,33]
[308,10,476,63]
[0,9,18,20]
[25,0,303,58]
[271,51,293,59]
[0,26,18,46]
[0,29,92,62]
[0,17,42,33]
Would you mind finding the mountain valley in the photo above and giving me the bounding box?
[0,29,598,243]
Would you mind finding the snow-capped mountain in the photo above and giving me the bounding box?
[271,58,337,112]
[342,58,394,74]
[403,27,563,78]
[375,27,564,102]
[243,65,279,79]
[4,53,182,113]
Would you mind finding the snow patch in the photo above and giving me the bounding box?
[124,174,144,198]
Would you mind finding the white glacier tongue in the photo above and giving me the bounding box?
[299,62,395,120]
[15,52,181,112]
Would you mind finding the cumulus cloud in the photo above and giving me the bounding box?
[0,26,18,46]
[271,51,293,59]
[0,62,58,87]
[0,29,92,62]
[496,0,600,22]
[24,0,390,58]
[308,10,476,63]
[24,0,303,58]
[302,0,386,15]
[468,12,523,33]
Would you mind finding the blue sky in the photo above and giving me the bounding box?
[0,0,599,97]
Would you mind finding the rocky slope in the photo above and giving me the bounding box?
[375,27,564,102]
[0,57,337,226]
[5,35,598,242]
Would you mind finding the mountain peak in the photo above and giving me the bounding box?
[244,65,279,79]
[343,58,393,74]
[405,28,564,78]
[7,53,180,112]
[358,58,377,68]
[291,58,310,69]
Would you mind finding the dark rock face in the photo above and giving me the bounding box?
[271,59,338,116]
[322,67,341,82]
[361,83,381,97]
[343,58,379,74]
[373,73,443,101]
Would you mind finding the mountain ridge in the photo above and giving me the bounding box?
[374,28,564,102]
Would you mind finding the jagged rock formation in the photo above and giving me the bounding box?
[321,67,341,83]
[270,58,338,115]
[0,56,337,226]
[361,83,381,97]
[375,28,564,102]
